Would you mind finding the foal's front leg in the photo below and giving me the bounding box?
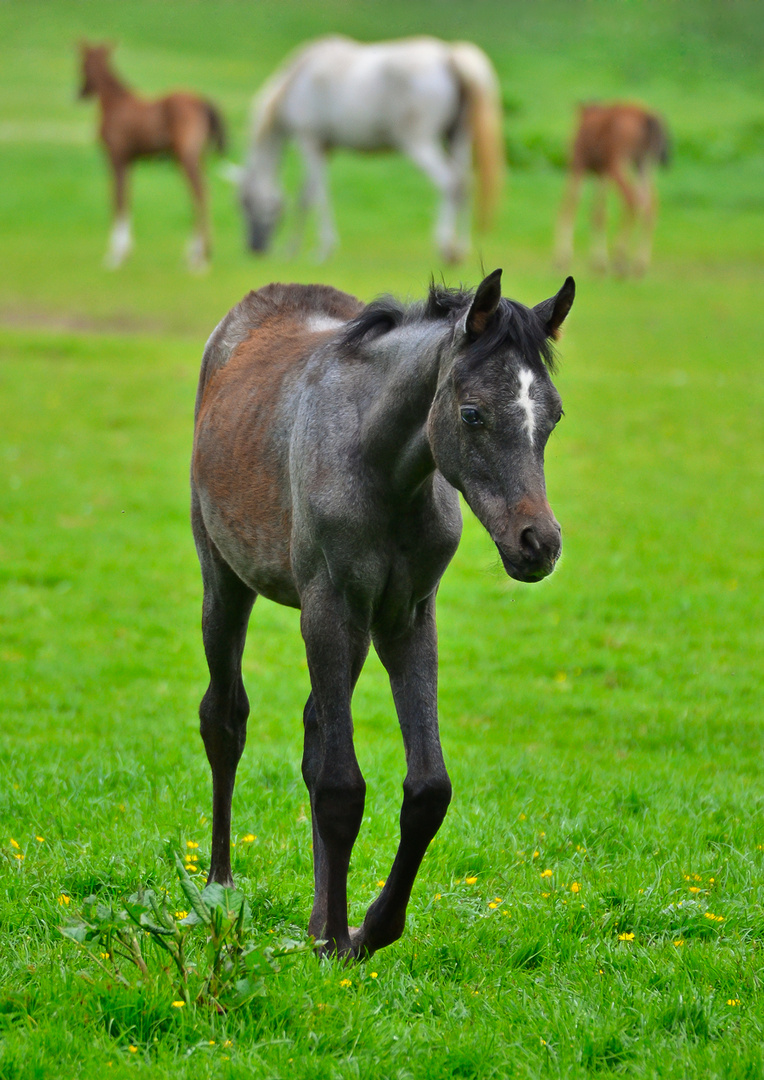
[352,595,451,956]
[300,586,369,955]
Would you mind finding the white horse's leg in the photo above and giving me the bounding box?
[403,138,465,263]
[449,124,473,257]
[295,137,337,262]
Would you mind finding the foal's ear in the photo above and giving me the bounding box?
[465,268,503,339]
[534,276,575,340]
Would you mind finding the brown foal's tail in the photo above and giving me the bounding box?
[646,113,671,168]
[204,101,227,154]
[449,42,505,231]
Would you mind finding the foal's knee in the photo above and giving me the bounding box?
[314,773,366,850]
[401,774,452,839]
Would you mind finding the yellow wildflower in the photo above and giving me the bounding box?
[175,910,188,919]
[172,1001,185,1008]
[186,841,199,849]
[540,869,553,878]
[688,886,701,894]
[465,876,478,885]
[570,882,581,893]
[727,999,740,1006]
[518,813,527,821]
[488,902,498,909]
[10,839,20,849]
[128,1046,138,1053]
[35,836,44,843]
[618,932,635,941]
[370,971,378,979]
[13,853,24,861]
[241,834,256,843]
[673,939,684,947]
[57,894,70,906]
[339,978,352,988]
[376,879,386,887]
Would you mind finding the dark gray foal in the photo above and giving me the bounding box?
[191,269,575,957]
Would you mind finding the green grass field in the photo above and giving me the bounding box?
[1,2,763,1077]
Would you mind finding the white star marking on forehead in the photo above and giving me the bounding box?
[516,368,536,445]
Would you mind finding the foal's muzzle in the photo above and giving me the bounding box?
[495,509,562,583]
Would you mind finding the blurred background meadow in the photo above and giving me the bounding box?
[1,1,763,1077]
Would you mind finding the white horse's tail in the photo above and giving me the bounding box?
[449,43,505,231]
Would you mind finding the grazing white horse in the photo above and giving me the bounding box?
[237,36,505,262]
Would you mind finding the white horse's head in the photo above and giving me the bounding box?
[239,162,285,254]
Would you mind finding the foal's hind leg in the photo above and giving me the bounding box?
[177,139,211,272]
[352,596,451,957]
[193,500,256,886]
[589,176,609,273]
[633,170,657,276]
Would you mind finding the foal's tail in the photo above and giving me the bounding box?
[204,101,227,154]
[645,113,671,168]
[449,43,505,231]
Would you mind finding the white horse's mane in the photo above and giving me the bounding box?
[250,35,350,142]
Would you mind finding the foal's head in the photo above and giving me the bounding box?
[78,42,114,99]
[428,270,575,583]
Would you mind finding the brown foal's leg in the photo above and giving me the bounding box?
[193,499,256,886]
[104,155,133,268]
[352,595,451,957]
[589,175,609,273]
[177,133,211,270]
[554,169,583,272]
[609,162,639,276]
[633,169,657,275]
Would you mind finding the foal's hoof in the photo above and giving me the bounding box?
[348,926,375,960]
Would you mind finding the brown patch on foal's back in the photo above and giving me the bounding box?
[196,283,363,414]
[572,102,666,174]
[193,284,364,603]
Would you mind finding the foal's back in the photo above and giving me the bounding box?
[572,103,663,174]
[192,285,363,604]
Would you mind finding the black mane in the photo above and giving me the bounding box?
[340,283,556,372]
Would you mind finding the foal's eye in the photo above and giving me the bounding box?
[460,406,483,427]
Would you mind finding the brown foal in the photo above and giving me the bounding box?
[78,42,226,271]
[555,102,670,276]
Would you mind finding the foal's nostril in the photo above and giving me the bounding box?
[520,526,542,559]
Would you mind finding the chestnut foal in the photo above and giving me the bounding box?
[78,42,225,271]
[555,102,670,276]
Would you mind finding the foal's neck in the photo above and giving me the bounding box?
[93,64,131,106]
[361,325,448,494]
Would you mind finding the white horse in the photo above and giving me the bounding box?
[237,36,505,263]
